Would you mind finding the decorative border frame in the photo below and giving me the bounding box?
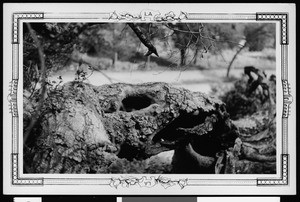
[7,10,293,189]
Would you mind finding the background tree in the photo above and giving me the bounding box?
[226,23,275,77]
[23,22,276,91]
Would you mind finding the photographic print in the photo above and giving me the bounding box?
[3,3,296,195]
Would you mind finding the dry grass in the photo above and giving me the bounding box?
[198,48,276,70]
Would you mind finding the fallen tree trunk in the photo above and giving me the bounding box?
[24,81,275,174]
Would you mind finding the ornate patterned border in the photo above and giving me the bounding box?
[257,154,288,185]
[9,11,292,189]
[109,176,188,189]
[12,154,43,185]
[12,13,44,44]
[108,10,188,22]
[282,80,293,118]
[256,13,288,45]
[8,79,18,117]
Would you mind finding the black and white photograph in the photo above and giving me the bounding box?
[22,21,277,175]
[3,3,296,195]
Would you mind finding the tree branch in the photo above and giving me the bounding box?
[127,23,159,57]
[164,23,244,46]
[24,23,47,145]
[226,43,247,77]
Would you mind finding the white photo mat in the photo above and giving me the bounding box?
[3,3,296,195]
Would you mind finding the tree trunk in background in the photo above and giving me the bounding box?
[193,48,199,65]
[146,55,151,69]
[226,45,246,77]
[115,52,118,63]
[112,52,118,68]
[112,25,118,69]
[180,48,186,66]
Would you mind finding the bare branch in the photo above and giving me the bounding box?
[120,23,128,36]
[127,23,159,57]
[164,23,244,47]
[185,23,198,39]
